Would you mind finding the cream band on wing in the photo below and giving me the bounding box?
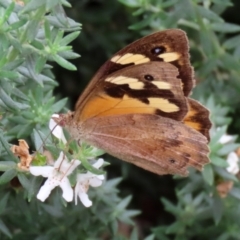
[111,53,150,65]
[105,76,171,90]
[158,52,180,62]
[148,97,179,112]
[105,76,138,84]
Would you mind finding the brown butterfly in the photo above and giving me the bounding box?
[59,29,211,176]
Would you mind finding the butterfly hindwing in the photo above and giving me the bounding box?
[184,98,211,142]
[77,114,209,176]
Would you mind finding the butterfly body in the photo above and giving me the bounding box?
[60,29,211,176]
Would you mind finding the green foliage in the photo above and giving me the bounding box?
[1,0,240,239]
[0,0,139,239]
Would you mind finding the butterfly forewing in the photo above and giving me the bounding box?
[76,29,193,112]
[77,62,188,122]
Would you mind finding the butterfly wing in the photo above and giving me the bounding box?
[79,114,209,176]
[77,62,189,122]
[184,98,211,142]
[66,29,212,176]
[76,29,193,112]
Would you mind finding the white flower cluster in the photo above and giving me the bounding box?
[219,134,239,175]
[29,115,104,207]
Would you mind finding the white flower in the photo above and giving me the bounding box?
[49,114,67,143]
[30,151,80,202]
[75,158,105,207]
[226,152,239,175]
[219,134,234,145]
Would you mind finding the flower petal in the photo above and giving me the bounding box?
[36,178,58,201]
[79,192,92,207]
[67,159,81,176]
[219,134,234,144]
[59,177,73,202]
[226,152,239,175]
[92,158,104,169]
[30,166,53,177]
[54,152,80,176]
[89,177,103,187]
[49,114,67,143]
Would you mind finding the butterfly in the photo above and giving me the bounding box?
[59,29,211,176]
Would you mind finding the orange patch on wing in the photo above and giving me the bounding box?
[184,120,201,132]
[183,109,201,129]
[79,94,157,121]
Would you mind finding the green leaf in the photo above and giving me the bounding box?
[105,177,122,189]
[118,209,140,225]
[129,16,154,30]
[52,54,76,70]
[12,88,28,101]
[196,6,223,22]
[60,31,80,46]
[209,126,227,148]
[210,155,228,167]
[0,161,17,171]
[212,196,223,224]
[9,18,28,30]
[51,98,67,112]
[44,19,51,40]
[214,166,238,182]
[223,34,240,49]
[80,157,104,175]
[217,143,240,156]
[21,0,47,13]
[0,193,9,215]
[18,173,30,190]
[58,51,80,59]
[202,164,214,186]
[229,187,240,200]
[0,88,28,111]
[0,219,12,238]
[46,0,60,10]
[0,169,17,185]
[161,197,179,215]
[116,195,132,210]
[118,0,140,7]
[1,2,15,24]
[110,220,118,236]
[144,235,155,240]
[129,228,138,240]
[0,70,19,79]
[211,22,240,33]
[17,123,35,138]
[35,56,47,73]
[5,59,24,70]
[0,134,18,160]
[166,221,182,234]
[31,129,45,152]
[41,204,63,217]
[61,0,71,7]
[27,176,43,201]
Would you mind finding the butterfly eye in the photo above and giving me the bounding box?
[144,74,154,81]
[169,159,176,164]
[151,46,166,55]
